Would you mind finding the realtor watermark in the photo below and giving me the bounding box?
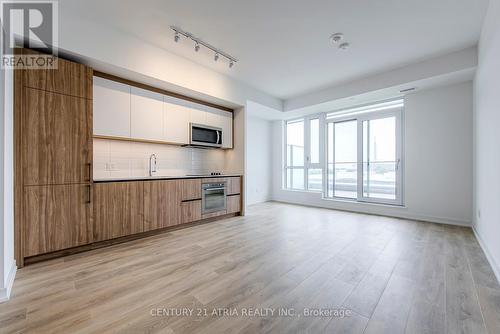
[150,307,353,319]
[1,0,58,69]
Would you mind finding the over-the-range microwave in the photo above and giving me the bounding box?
[188,123,223,148]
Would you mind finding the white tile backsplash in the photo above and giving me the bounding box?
[93,139,226,179]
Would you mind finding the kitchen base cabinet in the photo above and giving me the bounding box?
[93,182,144,242]
[226,195,241,214]
[144,180,182,231]
[24,184,91,257]
[181,200,202,224]
[227,177,241,195]
[181,179,202,201]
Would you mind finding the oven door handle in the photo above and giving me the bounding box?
[204,187,226,192]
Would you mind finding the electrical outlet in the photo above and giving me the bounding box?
[478,209,481,219]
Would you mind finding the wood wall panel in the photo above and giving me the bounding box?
[144,180,182,231]
[93,182,144,242]
[23,88,92,186]
[23,184,91,257]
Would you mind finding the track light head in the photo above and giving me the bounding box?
[330,33,344,44]
[339,42,350,50]
[214,53,219,62]
[174,32,180,43]
[195,42,200,52]
[229,60,234,68]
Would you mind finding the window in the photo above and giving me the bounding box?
[284,99,404,205]
[285,115,324,192]
[286,119,305,190]
[327,120,357,198]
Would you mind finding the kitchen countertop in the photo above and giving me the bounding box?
[93,174,242,183]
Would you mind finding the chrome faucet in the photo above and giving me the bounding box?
[149,154,157,176]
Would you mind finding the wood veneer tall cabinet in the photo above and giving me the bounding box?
[14,50,93,266]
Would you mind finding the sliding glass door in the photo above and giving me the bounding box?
[327,120,358,198]
[326,109,402,205]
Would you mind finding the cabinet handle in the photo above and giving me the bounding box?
[87,163,92,182]
[86,185,92,204]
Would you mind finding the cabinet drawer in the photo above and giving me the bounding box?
[182,200,202,224]
[181,179,201,201]
[227,195,241,214]
[227,177,241,195]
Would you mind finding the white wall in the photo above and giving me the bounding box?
[473,0,500,280]
[246,116,273,205]
[273,81,473,226]
[0,63,16,302]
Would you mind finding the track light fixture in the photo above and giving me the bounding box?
[170,26,238,68]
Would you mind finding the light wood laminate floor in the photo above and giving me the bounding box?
[1,202,500,334]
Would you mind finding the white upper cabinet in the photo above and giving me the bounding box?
[189,108,207,125]
[93,77,131,138]
[221,111,233,148]
[206,109,233,148]
[164,99,190,144]
[131,87,164,141]
[93,76,233,148]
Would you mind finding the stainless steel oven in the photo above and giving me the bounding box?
[190,123,223,148]
[202,182,227,214]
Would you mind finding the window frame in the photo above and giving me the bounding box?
[283,98,405,206]
[325,107,403,205]
[284,114,325,192]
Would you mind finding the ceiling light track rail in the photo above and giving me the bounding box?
[170,26,238,68]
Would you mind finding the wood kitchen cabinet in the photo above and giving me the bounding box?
[23,184,91,257]
[181,200,202,224]
[181,179,202,201]
[21,50,92,99]
[226,195,241,214]
[15,50,94,266]
[23,87,92,186]
[227,177,241,195]
[93,182,144,242]
[144,180,182,231]
[93,76,131,138]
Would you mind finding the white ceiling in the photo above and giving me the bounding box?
[60,0,488,100]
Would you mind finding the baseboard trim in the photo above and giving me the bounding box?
[270,199,471,227]
[0,262,17,303]
[472,226,500,285]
